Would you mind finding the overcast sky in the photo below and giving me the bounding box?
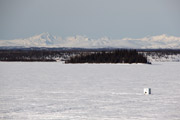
[0,0,180,40]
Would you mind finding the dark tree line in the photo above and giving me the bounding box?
[0,50,64,61]
[1,48,179,62]
[65,49,149,64]
[145,49,180,57]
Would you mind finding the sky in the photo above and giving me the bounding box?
[0,0,180,40]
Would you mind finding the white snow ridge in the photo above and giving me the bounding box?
[0,33,180,48]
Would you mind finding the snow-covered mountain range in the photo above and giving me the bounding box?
[1,32,180,49]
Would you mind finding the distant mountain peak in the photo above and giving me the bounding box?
[27,32,56,45]
[39,32,53,39]
[0,33,180,49]
[40,32,50,35]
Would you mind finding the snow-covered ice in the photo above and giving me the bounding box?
[0,62,180,120]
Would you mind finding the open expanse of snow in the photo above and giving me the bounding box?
[0,62,180,120]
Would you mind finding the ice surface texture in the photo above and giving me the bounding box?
[0,62,180,120]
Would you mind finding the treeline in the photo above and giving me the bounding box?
[0,50,65,61]
[145,49,180,57]
[1,48,179,62]
[65,49,149,64]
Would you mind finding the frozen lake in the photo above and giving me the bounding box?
[0,62,180,120]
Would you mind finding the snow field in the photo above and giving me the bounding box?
[0,62,180,120]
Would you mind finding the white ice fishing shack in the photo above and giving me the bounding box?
[144,88,151,95]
